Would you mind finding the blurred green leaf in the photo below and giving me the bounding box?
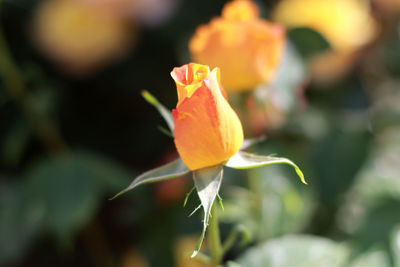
[1,118,30,165]
[349,249,391,267]
[288,27,331,59]
[226,261,242,267]
[0,181,43,265]
[352,199,400,254]
[192,165,223,258]
[225,151,306,184]
[234,235,349,267]
[370,84,400,132]
[221,166,314,241]
[111,157,189,199]
[313,129,371,204]
[337,128,400,253]
[23,151,131,239]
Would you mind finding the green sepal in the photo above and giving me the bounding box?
[183,186,195,207]
[110,158,190,199]
[157,125,173,138]
[191,165,224,258]
[188,204,202,217]
[225,151,307,184]
[217,194,224,211]
[141,90,174,133]
[240,136,266,150]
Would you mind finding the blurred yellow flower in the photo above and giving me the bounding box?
[309,50,360,83]
[273,0,378,52]
[190,0,285,92]
[171,63,243,170]
[32,0,133,74]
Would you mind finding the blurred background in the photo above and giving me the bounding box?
[1,0,400,266]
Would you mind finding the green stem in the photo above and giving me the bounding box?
[233,91,266,242]
[222,228,239,254]
[0,21,68,154]
[208,202,223,266]
[248,168,265,242]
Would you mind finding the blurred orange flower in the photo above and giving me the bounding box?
[32,0,134,74]
[174,235,207,267]
[154,176,188,205]
[189,0,285,92]
[121,248,150,267]
[171,63,243,170]
[273,0,378,52]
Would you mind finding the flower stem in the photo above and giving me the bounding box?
[208,202,223,266]
[233,91,266,242]
[248,168,265,242]
[222,227,240,254]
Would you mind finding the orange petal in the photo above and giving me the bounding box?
[173,68,243,170]
[170,63,210,104]
[222,0,259,21]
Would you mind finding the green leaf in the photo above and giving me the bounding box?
[337,129,400,250]
[141,90,174,133]
[1,118,31,166]
[234,235,349,267]
[313,129,371,205]
[192,165,223,258]
[0,182,43,265]
[23,151,131,239]
[288,27,331,59]
[225,151,307,184]
[111,158,190,199]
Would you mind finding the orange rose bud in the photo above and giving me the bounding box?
[189,0,285,92]
[171,63,244,170]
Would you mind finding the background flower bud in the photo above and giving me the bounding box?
[171,63,244,170]
[189,0,285,92]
